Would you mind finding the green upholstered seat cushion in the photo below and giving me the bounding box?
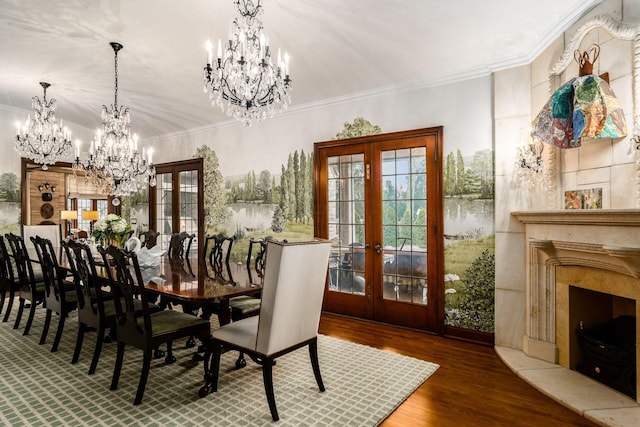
[148,310,209,335]
[229,295,261,315]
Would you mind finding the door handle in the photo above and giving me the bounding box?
[374,244,382,255]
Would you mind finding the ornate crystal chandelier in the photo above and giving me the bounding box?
[73,42,156,206]
[203,0,292,126]
[15,82,73,169]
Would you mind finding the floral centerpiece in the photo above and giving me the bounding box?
[91,214,131,248]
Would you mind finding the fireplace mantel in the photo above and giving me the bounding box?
[511,209,640,407]
[512,209,640,226]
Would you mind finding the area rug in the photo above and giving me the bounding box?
[0,300,439,426]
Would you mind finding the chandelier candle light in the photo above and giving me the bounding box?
[203,0,292,126]
[73,42,156,206]
[15,82,73,169]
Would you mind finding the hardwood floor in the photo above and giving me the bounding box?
[318,313,599,427]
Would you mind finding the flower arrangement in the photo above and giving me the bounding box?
[92,214,131,248]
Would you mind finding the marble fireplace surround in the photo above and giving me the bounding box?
[503,210,640,425]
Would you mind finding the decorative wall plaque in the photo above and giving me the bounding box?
[40,203,54,219]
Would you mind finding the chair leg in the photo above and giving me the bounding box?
[3,290,15,322]
[262,356,279,422]
[13,297,25,329]
[23,299,38,336]
[72,324,86,364]
[39,309,52,343]
[51,312,66,352]
[0,289,5,315]
[88,325,105,375]
[134,350,152,405]
[164,341,176,364]
[111,342,125,391]
[309,339,325,392]
[198,341,221,398]
[235,352,247,369]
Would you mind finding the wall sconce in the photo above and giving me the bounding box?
[60,210,78,237]
[513,129,545,189]
[82,210,99,233]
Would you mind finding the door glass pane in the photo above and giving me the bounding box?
[380,148,427,305]
[180,169,198,257]
[156,173,172,250]
[76,199,92,232]
[327,154,366,295]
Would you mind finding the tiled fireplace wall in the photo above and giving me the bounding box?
[493,0,640,352]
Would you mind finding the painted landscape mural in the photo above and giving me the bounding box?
[195,144,314,265]
[443,147,495,333]
[0,117,495,334]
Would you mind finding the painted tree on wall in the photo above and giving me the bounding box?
[456,149,466,195]
[335,117,381,139]
[443,148,494,198]
[194,145,230,231]
[258,170,272,203]
[270,149,314,231]
[472,149,494,198]
[0,173,20,202]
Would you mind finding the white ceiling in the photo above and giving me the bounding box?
[0,0,599,141]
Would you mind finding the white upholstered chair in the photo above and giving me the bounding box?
[200,239,331,422]
[22,224,62,251]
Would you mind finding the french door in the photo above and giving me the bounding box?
[314,128,443,332]
[149,158,204,257]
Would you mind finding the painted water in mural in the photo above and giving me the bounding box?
[228,202,277,234]
[444,198,494,240]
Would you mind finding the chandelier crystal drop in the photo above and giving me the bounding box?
[15,82,73,170]
[203,0,292,126]
[73,42,156,206]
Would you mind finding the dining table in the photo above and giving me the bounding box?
[142,255,263,326]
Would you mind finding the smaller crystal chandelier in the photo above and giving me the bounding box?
[15,82,73,170]
[73,42,156,206]
[203,0,292,126]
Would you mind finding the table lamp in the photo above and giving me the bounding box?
[82,210,99,234]
[60,210,78,237]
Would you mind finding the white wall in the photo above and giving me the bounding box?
[148,77,493,180]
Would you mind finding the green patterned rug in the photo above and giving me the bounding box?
[0,299,438,426]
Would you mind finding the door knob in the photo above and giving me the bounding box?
[374,244,382,254]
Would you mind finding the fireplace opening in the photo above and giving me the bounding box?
[569,287,636,398]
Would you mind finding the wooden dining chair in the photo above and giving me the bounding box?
[138,230,160,249]
[168,231,189,259]
[62,239,116,374]
[200,239,331,421]
[75,230,89,239]
[7,233,46,336]
[31,236,78,352]
[99,245,211,405]
[0,235,19,322]
[204,233,234,280]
